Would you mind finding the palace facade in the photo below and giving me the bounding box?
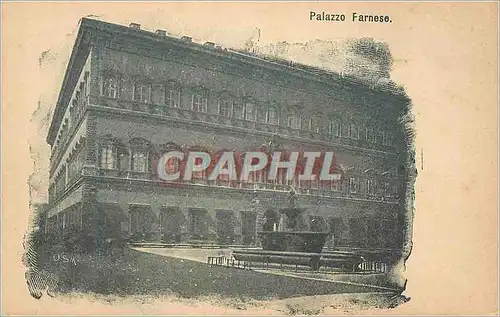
[45,18,411,250]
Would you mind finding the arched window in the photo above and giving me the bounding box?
[165,82,180,108]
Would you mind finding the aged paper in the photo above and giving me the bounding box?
[2,1,498,315]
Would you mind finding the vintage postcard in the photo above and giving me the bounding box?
[2,1,498,316]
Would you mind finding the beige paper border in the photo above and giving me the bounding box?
[2,1,498,315]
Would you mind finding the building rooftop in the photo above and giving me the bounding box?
[47,18,409,145]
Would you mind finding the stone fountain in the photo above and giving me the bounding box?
[257,189,330,254]
[232,189,342,271]
[230,189,365,271]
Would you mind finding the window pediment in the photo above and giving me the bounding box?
[158,142,182,153]
[129,137,151,149]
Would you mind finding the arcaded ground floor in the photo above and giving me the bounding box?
[45,180,404,249]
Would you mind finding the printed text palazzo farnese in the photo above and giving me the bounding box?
[310,11,393,23]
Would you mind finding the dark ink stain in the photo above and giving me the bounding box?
[38,49,50,68]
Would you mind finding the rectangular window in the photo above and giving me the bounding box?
[376,131,385,144]
[189,209,208,239]
[244,102,256,121]
[331,179,341,191]
[350,124,359,139]
[342,124,350,138]
[329,119,341,137]
[392,184,399,197]
[241,211,257,245]
[55,169,67,197]
[217,171,231,186]
[69,106,76,127]
[328,217,343,246]
[75,91,81,110]
[117,147,129,171]
[103,76,119,99]
[309,117,320,133]
[165,86,180,108]
[83,71,89,98]
[382,131,393,146]
[366,179,375,195]
[134,83,152,103]
[349,177,358,194]
[129,206,153,236]
[288,113,301,129]
[366,128,375,143]
[192,157,207,180]
[78,82,85,107]
[388,135,395,147]
[100,144,115,169]
[165,156,179,174]
[382,181,390,197]
[267,106,278,125]
[219,99,232,117]
[131,150,148,172]
[192,93,207,112]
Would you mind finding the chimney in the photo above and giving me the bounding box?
[129,23,141,30]
[204,41,215,48]
[181,36,192,42]
[155,29,167,36]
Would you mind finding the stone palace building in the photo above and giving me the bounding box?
[45,18,411,250]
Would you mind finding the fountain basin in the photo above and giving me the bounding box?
[257,231,330,253]
[231,249,364,271]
